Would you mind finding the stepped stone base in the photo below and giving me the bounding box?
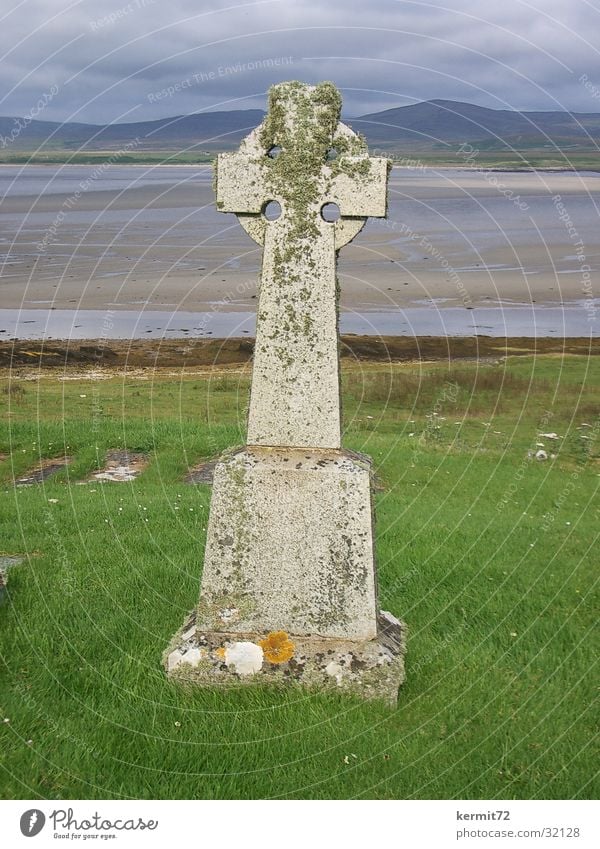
[164,610,406,706]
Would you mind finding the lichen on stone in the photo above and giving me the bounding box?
[259,630,295,663]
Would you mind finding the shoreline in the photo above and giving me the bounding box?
[0,161,598,173]
[1,335,597,370]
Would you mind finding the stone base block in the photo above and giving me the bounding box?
[164,610,406,706]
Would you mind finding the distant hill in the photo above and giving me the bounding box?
[352,99,600,149]
[1,99,599,153]
[0,109,265,152]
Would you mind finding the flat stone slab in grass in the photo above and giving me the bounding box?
[15,457,71,486]
[184,459,218,485]
[91,450,148,482]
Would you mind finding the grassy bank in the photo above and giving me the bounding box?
[1,147,598,170]
[0,354,598,799]
[0,150,213,166]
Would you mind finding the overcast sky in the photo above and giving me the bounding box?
[1,0,599,124]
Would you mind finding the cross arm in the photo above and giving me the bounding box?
[327,157,389,218]
[215,152,266,215]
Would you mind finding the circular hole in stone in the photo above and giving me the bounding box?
[267,146,282,159]
[325,148,339,161]
[320,202,341,223]
[263,200,282,221]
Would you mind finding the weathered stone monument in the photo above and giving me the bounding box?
[165,81,406,704]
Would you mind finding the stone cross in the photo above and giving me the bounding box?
[216,81,388,448]
[165,82,406,705]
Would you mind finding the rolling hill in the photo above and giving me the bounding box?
[1,99,599,154]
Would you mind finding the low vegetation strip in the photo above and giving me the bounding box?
[1,335,597,369]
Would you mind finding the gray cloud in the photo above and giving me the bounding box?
[0,0,599,124]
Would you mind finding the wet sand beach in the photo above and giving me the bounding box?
[0,165,598,337]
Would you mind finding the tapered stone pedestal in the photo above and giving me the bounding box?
[165,447,406,704]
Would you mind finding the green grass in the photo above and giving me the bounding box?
[0,355,598,799]
[1,147,598,170]
[0,149,214,166]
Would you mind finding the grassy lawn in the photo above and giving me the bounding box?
[0,354,597,799]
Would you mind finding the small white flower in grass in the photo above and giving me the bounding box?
[48,498,58,504]
[26,739,33,745]
[174,721,181,727]
[510,632,517,638]
[79,394,86,398]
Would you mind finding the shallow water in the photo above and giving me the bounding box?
[1,165,599,337]
[1,304,596,339]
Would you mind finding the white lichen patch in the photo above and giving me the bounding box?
[224,641,264,675]
[180,647,207,667]
[325,660,345,685]
[167,649,185,672]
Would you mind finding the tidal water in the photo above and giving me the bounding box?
[1,164,599,338]
[0,303,597,339]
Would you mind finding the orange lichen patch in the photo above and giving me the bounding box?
[214,647,226,660]
[259,631,295,664]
